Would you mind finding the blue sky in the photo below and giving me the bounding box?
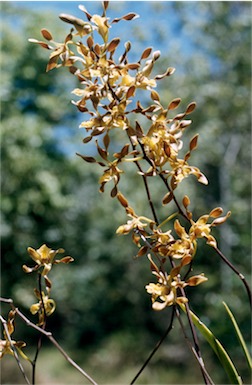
[9,1,199,156]
[11,1,190,53]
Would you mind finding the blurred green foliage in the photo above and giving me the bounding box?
[1,2,251,384]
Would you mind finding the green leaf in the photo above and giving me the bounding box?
[223,301,252,371]
[179,304,243,385]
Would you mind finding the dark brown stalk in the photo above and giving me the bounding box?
[179,288,211,384]
[31,273,47,385]
[214,245,252,308]
[174,306,215,385]
[128,133,159,224]
[138,140,189,221]
[130,306,175,385]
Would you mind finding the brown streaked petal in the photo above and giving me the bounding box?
[41,28,53,41]
[182,195,190,208]
[112,13,139,23]
[179,120,192,129]
[78,5,92,21]
[55,256,74,264]
[140,47,152,61]
[65,30,74,43]
[76,153,97,163]
[155,67,175,80]
[87,35,94,49]
[170,265,181,278]
[186,274,208,286]
[103,133,110,149]
[163,142,171,157]
[126,63,140,70]
[189,134,198,152]
[110,185,118,198]
[212,211,231,226]
[174,219,186,238]
[46,56,59,72]
[83,136,93,144]
[197,172,208,185]
[176,296,188,305]
[181,255,192,267]
[206,235,217,248]
[96,142,108,161]
[151,90,160,102]
[59,13,86,28]
[126,85,136,99]
[137,245,148,257]
[28,38,53,50]
[103,1,109,12]
[107,38,120,52]
[168,98,181,110]
[44,275,52,290]
[162,191,173,205]
[185,102,197,114]
[173,112,186,121]
[22,264,39,273]
[209,207,223,218]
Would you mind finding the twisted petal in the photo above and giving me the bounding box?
[186,274,208,286]
[30,303,40,315]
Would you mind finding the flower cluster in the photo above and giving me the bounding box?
[30,1,231,312]
[116,200,230,309]
[23,244,74,324]
[146,255,207,310]
[30,3,198,196]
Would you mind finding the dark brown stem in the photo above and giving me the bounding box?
[214,245,252,308]
[158,172,189,222]
[138,140,189,221]
[130,306,175,385]
[179,288,211,384]
[174,306,214,385]
[128,133,159,224]
[32,274,47,384]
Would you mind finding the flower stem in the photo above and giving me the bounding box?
[214,246,252,308]
[130,306,175,384]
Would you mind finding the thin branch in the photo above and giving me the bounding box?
[0,297,14,304]
[0,314,31,385]
[159,172,189,221]
[0,299,99,385]
[178,290,211,385]
[130,306,175,385]
[128,133,159,224]
[214,246,252,308]
[32,273,47,385]
[138,140,189,221]
[15,307,98,385]
[174,306,215,385]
